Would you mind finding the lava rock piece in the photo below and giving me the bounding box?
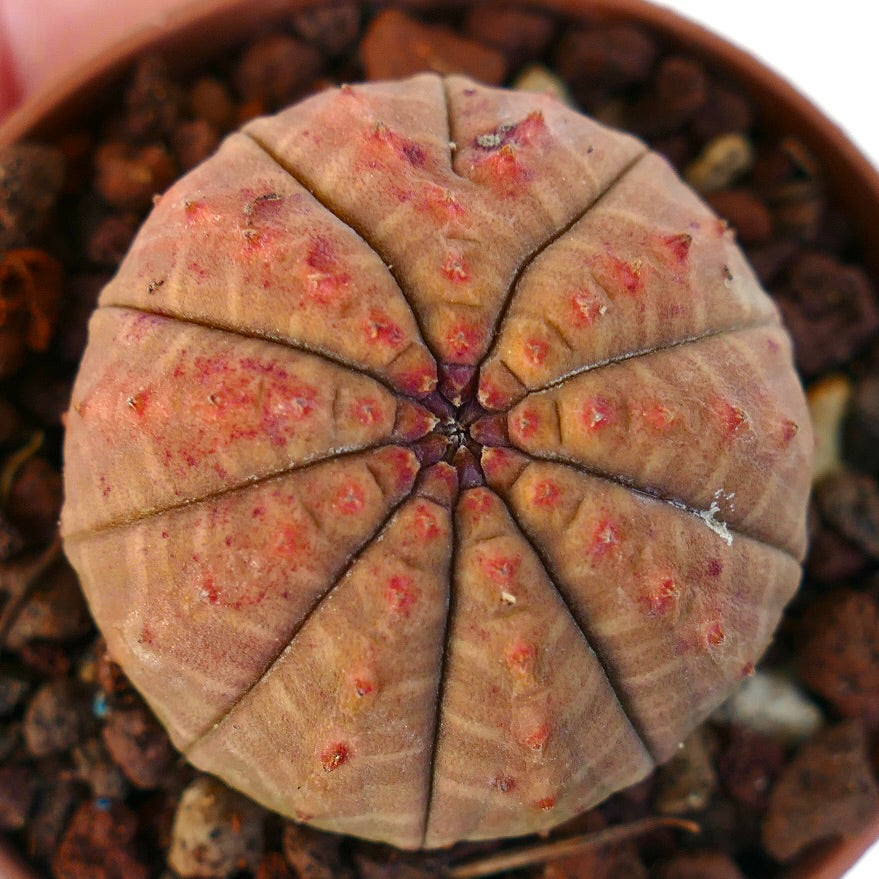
[361,10,507,83]
[775,252,879,377]
[814,469,879,559]
[23,678,91,758]
[762,720,879,862]
[0,144,65,250]
[845,372,879,477]
[53,800,149,879]
[101,700,175,789]
[798,589,879,728]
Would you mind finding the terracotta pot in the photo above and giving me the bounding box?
[1,2,878,878]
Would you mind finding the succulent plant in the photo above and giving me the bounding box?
[61,74,812,849]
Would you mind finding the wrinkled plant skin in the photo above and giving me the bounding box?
[60,74,813,849]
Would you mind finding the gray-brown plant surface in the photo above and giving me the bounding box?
[60,74,813,850]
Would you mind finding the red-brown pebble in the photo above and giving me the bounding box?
[291,2,361,58]
[4,561,92,649]
[5,455,63,545]
[0,510,24,561]
[102,701,175,788]
[0,143,65,250]
[691,83,753,142]
[815,470,879,559]
[53,800,149,879]
[233,34,324,107]
[96,649,136,702]
[627,55,709,137]
[355,850,442,879]
[361,9,507,84]
[256,852,296,879]
[717,725,785,811]
[554,23,657,105]
[655,850,746,879]
[762,720,879,862]
[798,589,879,727]
[19,642,72,677]
[84,213,140,266]
[188,77,237,132]
[26,777,83,863]
[23,678,91,757]
[706,189,774,245]
[124,56,178,131]
[806,521,869,583]
[123,56,183,141]
[541,846,648,879]
[172,119,222,171]
[845,373,879,478]
[0,248,64,376]
[282,822,351,879]
[775,252,879,376]
[0,763,38,830]
[94,141,177,212]
[72,738,129,800]
[463,5,556,66]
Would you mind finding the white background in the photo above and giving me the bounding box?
[661,4,878,877]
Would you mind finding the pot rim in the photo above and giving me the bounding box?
[1,2,878,878]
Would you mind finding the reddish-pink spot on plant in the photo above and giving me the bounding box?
[321,742,350,773]
[335,482,366,515]
[520,722,550,752]
[446,322,482,358]
[640,576,678,617]
[592,252,646,296]
[591,519,622,559]
[641,401,676,431]
[481,555,521,584]
[570,288,607,326]
[662,232,693,264]
[413,504,441,541]
[532,479,561,507]
[716,400,750,436]
[706,620,726,649]
[506,642,537,679]
[513,409,539,440]
[524,337,549,365]
[386,575,418,618]
[781,419,799,444]
[441,250,470,283]
[582,396,615,432]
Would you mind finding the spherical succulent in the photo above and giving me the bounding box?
[61,74,812,849]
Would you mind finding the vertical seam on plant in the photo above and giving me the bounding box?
[496,491,659,765]
[242,129,444,367]
[419,489,459,847]
[441,75,465,181]
[181,483,420,757]
[476,148,650,375]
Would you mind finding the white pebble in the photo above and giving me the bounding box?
[712,669,823,744]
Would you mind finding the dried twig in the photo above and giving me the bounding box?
[444,816,700,878]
